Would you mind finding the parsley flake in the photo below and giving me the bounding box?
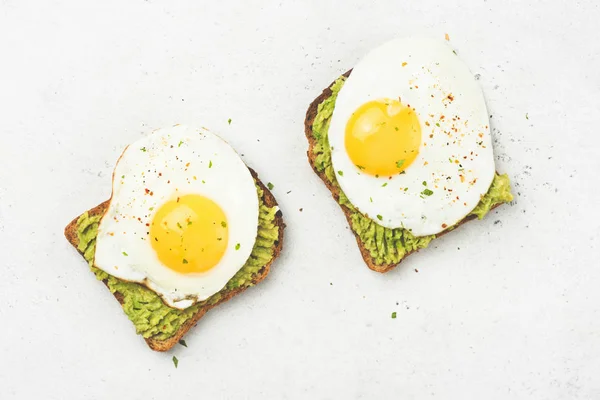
[182,259,188,264]
[370,197,373,202]
[177,222,182,229]
[141,147,147,152]
[356,165,365,170]
[526,113,529,120]
[172,356,179,368]
[337,170,344,176]
[221,221,227,228]
[382,182,388,187]
[122,251,128,256]
[228,118,232,125]
[208,160,212,168]
[267,182,274,190]
[422,181,427,186]
[421,188,434,196]
[187,221,192,226]
[396,160,405,169]
[391,312,397,319]
[235,243,240,250]
[178,140,184,147]
[376,214,383,221]
[178,340,187,347]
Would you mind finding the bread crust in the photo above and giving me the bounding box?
[64,169,285,351]
[304,70,500,273]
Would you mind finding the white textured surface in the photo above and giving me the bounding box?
[1,0,599,399]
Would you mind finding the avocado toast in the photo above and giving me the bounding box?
[304,71,513,273]
[65,169,284,351]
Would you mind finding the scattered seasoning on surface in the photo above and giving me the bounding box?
[267,182,274,190]
[178,340,187,347]
[172,356,179,368]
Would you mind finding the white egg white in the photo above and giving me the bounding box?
[94,125,259,309]
[329,37,495,236]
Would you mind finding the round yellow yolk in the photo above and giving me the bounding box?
[150,195,228,274]
[345,99,422,176]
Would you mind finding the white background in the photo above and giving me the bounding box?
[1,1,599,399]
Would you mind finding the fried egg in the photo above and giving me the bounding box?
[329,37,495,236]
[94,125,259,309]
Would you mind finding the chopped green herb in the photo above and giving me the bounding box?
[121,175,125,179]
[391,312,397,319]
[172,356,179,368]
[356,165,365,170]
[453,50,457,55]
[178,339,187,347]
[177,222,182,229]
[526,113,529,120]
[178,140,184,147]
[187,221,192,226]
[217,237,222,241]
[149,207,154,211]
[422,181,427,186]
[228,118,232,125]
[382,182,388,187]
[394,127,399,131]
[370,197,373,202]
[235,243,240,250]
[202,180,205,184]
[396,160,405,169]
[122,251,128,256]
[337,170,344,176]
[208,160,213,168]
[182,259,188,264]
[221,221,227,228]
[140,147,147,152]
[421,188,434,196]
[267,182,274,190]
[376,215,383,221]
[436,123,440,127]
[404,187,409,191]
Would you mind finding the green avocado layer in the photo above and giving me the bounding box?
[76,184,279,341]
[312,76,513,266]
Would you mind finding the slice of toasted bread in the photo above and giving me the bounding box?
[304,71,501,273]
[64,169,284,351]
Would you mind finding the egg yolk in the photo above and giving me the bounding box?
[150,195,228,274]
[345,99,422,176]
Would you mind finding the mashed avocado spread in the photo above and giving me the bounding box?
[312,76,513,266]
[76,184,279,340]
